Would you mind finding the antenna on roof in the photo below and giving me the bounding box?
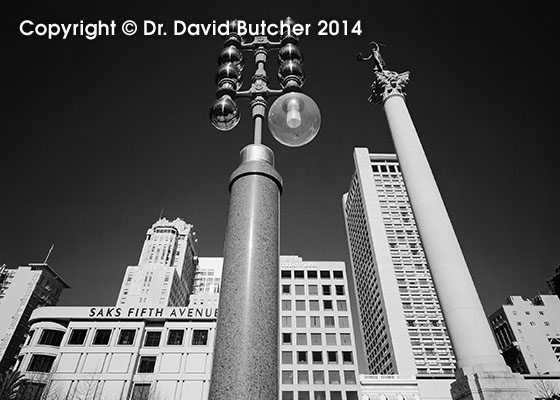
[159,208,165,220]
[44,244,55,264]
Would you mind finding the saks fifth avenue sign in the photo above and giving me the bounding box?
[87,306,217,320]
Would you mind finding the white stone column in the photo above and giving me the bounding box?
[370,70,532,399]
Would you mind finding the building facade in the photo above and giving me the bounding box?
[279,256,361,400]
[0,263,69,372]
[488,295,560,375]
[547,265,560,298]
[115,218,198,308]
[342,149,455,378]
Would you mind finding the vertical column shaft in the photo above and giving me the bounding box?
[383,95,507,371]
[209,144,282,400]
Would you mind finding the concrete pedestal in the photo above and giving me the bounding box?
[208,144,282,400]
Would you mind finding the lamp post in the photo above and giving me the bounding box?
[208,19,320,400]
[358,43,532,399]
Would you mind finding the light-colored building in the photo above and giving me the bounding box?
[0,263,69,372]
[279,256,361,400]
[488,295,560,375]
[115,218,198,308]
[343,149,455,378]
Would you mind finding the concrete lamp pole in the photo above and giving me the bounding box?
[359,43,532,400]
[207,19,320,400]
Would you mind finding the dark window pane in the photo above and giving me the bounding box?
[307,271,317,278]
[137,356,156,373]
[68,329,87,345]
[167,330,184,345]
[27,355,55,372]
[93,329,112,345]
[38,330,64,347]
[144,331,161,347]
[192,329,208,345]
[131,384,151,400]
[320,270,330,278]
[294,271,304,279]
[333,271,343,279]
[118,329,136,345]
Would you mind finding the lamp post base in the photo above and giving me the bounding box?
[208,144,282,400]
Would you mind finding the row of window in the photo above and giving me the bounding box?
[282,332,352,346]
[281,350,354,365]
[281,270,344,279]
[31,328,210,348]
[282,390,358,400]
[282,369,356,385]
[282,315,350,329]
[282,284,345,296]
[281,300,347,312]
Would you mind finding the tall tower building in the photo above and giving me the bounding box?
[343,149,455,377]
[116,218,198,307]
[0,263,69,372]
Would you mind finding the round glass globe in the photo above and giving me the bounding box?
[268,92,320,147]
[209,95,240,131]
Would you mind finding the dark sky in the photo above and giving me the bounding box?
[2,2,558,315]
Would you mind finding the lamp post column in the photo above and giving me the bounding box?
[208,144,282,400]
[369,68,532,399]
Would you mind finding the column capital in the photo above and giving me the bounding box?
[369,70,410,105]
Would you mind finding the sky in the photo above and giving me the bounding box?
[2,2,559,316]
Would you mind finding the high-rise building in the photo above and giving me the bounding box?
[488,295,560,375]
[115,218,198,308]
[0,263,69,372]
[342,149,455,377]
[279,256,361,400]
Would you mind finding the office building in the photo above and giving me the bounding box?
[488,295,560,375]
[0,263,69,372]
[343,149,455,378]
[115,218,198,308]
[279,256,361,400]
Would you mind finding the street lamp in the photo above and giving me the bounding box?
[208,18,320,400]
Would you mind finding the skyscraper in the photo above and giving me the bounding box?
[0,263,69,372]
[115,217,198,307]
[343,148,455,377]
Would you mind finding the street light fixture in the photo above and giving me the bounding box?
[208,18,320,400]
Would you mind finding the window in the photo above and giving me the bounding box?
[347,391,359,400]
[312,351,323,364]
[137,356,157,373]
[294,270,304,279]
[282,316,292,328]
[118,329,136,345]
[335,285,345,295]
[310,316,321,327]
[297,370,309,384]
[342,351,353,364]
[144,331,162,347]
[281,270,291,278]
[307,270,317,278]
[322,285,331,295]
[296,333,307,345]
[296,316,306,328]
[320,270,330,278]
[68,329,87,345]
[282,300,292,311]
[282,285,291,294]
[328,371,341,384]
[93,329,112,345]
[309,333,321,345]
[324,316,335,327]
[131,384,151,400]
[297,351,308,364]
[192,330,208,345]
[282,370,293,384]
[326,333,337,346]
[298,391,310,400]
[337,300,347,311]
[295,285,305,295]
[344,370,356,384]
[295,300,305,311]
[283,333,292,344]
[282,351,293,364]
[315,392,326,400]
[27,355,55,373]
[330,391,342,400]
[327,351,338,363]
[309,300,320,311]
[282,392,294,400]
[167,330,184,345]
[338,316,349,328]
[38,330,64,347]
[340,333,352,345]
[313,371,325,384]
[308,285,318,295]
[333,270,343,279]
[323,300,333,310]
